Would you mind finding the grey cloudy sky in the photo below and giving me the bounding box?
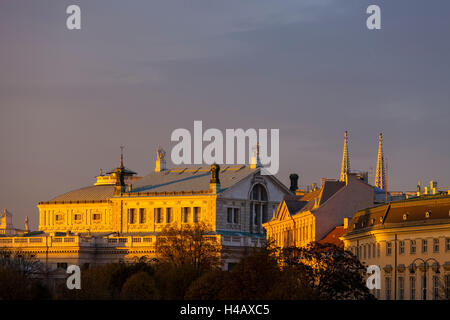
[1,0,449,229]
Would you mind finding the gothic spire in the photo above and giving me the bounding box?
[340,130,350,181]
[374,133,386,190]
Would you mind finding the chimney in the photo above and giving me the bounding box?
[289,174,299,193]
[250,143,261,169]
[343,217,349,229]
[209,163,221,194]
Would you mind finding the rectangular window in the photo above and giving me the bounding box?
[385,277,391,300]
[422,239,428,253]
[446,238,450,252]
[386,242,392,256]
[166,208,172,223]
[182,207,191,223]
[233,208,239,224]
[368,244,371,259]
[433,238,439,253]
[253,204,260,225]
[410,240,416,254]
[129,208,136,224]
[93,213,101,221]
[398,277,404,300]
[377,243,380,257]
[433,276,439,300]
[155,208,162,224]
[410,276,416,300]
[227,208,233,223]
[74,214,81,221]
[399,240,405,255]
[193,207,201,223]
[57,262,68,269]
[139,208,146,224]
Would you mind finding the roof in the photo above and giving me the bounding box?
[292,180,345,216]
[48,185,115,202]
[271,180,346,221]
[131,165,258,193]
[319,226,347,247]
[43,165,270,203]
[345,195,450,236]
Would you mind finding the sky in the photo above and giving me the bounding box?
[1,0,449,229]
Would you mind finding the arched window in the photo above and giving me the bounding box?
[249,183,268,232]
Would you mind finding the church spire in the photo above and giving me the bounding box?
[340,130,350,181]
[374,133,386,190]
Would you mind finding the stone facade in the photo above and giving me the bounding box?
[0,163,289,271]
[341,195,450,300]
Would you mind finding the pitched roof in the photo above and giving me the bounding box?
[345,195,450,235]
[48,185,114,202]
[319,226,346,247]
[44,165,268,203]
[270,180,346,221]
[131,165,257,193]
[292,180,345,216]
[318,180,346,206]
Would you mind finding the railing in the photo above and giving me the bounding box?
[0,234,264,249]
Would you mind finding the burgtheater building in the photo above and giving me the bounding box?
[0,148,290,271]
[341,194,450,300]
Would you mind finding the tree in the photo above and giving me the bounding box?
[281,242,374,300]
[0,247,51,299]
[266,265,317,300]
[185,270,227,300]
[120,271,159,300]
[218,243,281,300]
[154,263,200,300]
[155,222,222,271]
[0,247,43,278]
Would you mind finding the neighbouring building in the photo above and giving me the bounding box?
[0,209,28,236]
[263,172,374,248]
[0,147,290,271]
[262,130,380,248]
[341,194,450,300]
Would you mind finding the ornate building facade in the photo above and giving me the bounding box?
[263,173,374,248]
[0,149,290,271]
[341,194,450,300]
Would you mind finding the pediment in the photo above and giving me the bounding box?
[275,201,292,221]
